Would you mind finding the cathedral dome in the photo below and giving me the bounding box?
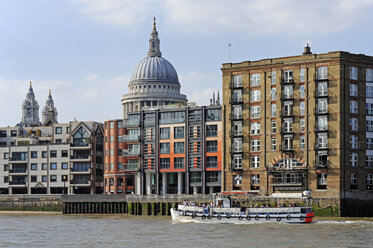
[130,56,179,84]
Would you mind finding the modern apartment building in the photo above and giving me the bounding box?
[0,83,104,195]
[104,104,222,195]
[222,46,373,202]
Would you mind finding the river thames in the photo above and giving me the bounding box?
[0,214,372,248]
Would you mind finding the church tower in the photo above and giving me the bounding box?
[19,81,41,127]
[42,89,58,125]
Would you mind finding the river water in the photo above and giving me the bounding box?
[0,214,372,248]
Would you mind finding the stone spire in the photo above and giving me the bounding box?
[216,91,220,105]
[19,81,41,127]
[42,89,58,125]
[147,17,162,57]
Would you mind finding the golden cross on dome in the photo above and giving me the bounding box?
[153,16,156,30]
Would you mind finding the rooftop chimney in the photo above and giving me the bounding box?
[303,43,312,55]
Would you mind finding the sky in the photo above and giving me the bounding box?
[1,0,373,126]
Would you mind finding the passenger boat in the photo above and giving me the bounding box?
[171,193,314,224]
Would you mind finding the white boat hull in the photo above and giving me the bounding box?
[171,206,314,224]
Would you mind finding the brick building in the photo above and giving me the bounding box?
[222,46,373,203]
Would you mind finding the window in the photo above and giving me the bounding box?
[367,174,373,190]
[284,119,293,132]
[233,75,242,87]
[160,143,170,154]
[117,121,123,128]
[317,133,328,149]
[367,68,373,82]
[174,142,185,154]
[233,175,242,185]
[283,85,293,99]
[317,173,327,190]
[318,116,328,131]
[350,153,358,167]
[42,176,47,182]
[317,99,328,114]
[0,130,6,137]
[10,130,17,137]
[251,174,260,190]
[62,163,68,170]
[251,155,260,168]
[300,102,305,115]
[174,157,184,169]
[250,122,260,135]
[4,176,8,183]
[251,105,260,118]
[31,151,37,158]
[61,150,68,157]
[350,84,358,97]
[42,151,47,158]
[251,139,260,151]
[160,127,170,139]
[206,141,217,153]
[350,173,357,190]
[206,109,221,121]
[283,70,293,82]
[367,138,373,149]
[233,106,242,119]
[300,118,305,132]
[350,101,358,114]
[283,102,293,116]
[233,90,242,103]
[206,156,218,168]
[110,135,114,142]
[31,176,37,182]
[174,127,184,139]
[300,136,305,150]
[318,82,328,96]
[50,163,57,170]
[367,86,373,98]
[160,158,170,169]
[299,85,305,98]
[42,163,47,170]
[4,164,9,171]
[350,118,358,131]
[31,164,37,170]
[118,163,123,170]
[55,127,62,134]
[271,137,276,151]
[271,88,276,100]
[251,89,260,102]
[233,138,242,152]
[317,66,328,80]
[300,68,305,82]
[73,126,90,146]
[367,120,373,132]
[350,135,358,149]
[271,121,276,134]
[250,73,260,86]
[4,153,9,159]
[233,155,242,169]
[271,104,276,117]
[233,121,242,136]
[271,71,276,85]
[206,125,218,137]
[350,66,358,80]
[110,122,114,129]
[50,150,57,158]
[367,103,373,115]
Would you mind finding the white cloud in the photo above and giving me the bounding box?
[179,71,221,106]
[70,0,373,35]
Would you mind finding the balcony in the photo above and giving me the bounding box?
[70,167,92,174]
[8,157,28,164]
[229,98,243,105]
[281,129,294,135]
[123,148,140,157]
[230,147,243,154]
[280,79,294,85]
[70,180,91,186]
[315,143,328,151]
[230,129,242,137]
[315,90,328,98]
[314,162,328,169]
[70,155,91,161]
[314,126,328,133]
[280,111,294,119]
[281,146,294,153]
[230,81,243,89]
[229,113,243,121]
[8,168,27,174]
[70,143,92,149]
[280,94,294,101]
[123,134,140,142]
[123,119,140,127]
[315,108,328,116]
[123,163,140,171]
[9,181,27,187]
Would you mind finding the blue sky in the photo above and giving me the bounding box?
[1,0,373,126]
